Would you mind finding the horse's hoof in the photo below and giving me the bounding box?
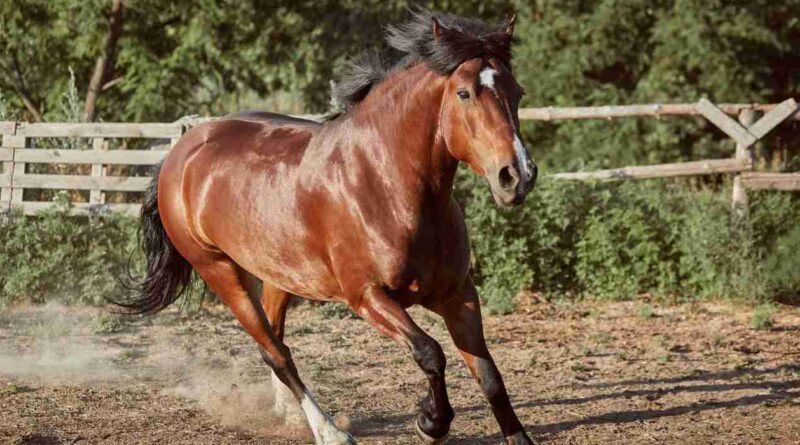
[505,431,535,445]
[414,415,449,444]
[323,432,356,445]
[321,426,356,445]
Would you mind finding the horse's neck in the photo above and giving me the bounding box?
[350,65,457,208]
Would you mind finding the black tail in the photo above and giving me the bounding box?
[113,164,194,315]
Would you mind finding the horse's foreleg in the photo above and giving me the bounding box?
[351,286,453,444]
[194,259,354,445]
[259,285,304,424]
[433,278,533,445]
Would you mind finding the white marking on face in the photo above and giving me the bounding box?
[514,134,532,178]
[479,67,498,91]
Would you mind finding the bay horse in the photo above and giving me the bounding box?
[119,9,537,445]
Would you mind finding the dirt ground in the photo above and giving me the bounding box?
[2,299,800,445]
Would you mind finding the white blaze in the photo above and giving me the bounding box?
[479,67,498,90]
[479,66,534,182]
[514,134,532,178]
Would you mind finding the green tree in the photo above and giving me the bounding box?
[0,1,513,122]
[512,0,800,171]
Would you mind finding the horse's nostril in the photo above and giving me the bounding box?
[498,165,519,190]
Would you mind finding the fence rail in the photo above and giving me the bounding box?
[518,102,800,121]
[0,121,176,216]
[551,158,753,181]
[0,98,798,217]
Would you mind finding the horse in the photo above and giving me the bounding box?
[118,8,537,445]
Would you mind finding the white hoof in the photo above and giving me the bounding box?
[319,425,356,445]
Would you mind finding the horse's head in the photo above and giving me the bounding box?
[436,17,537,207]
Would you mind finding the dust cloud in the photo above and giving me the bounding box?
[0,304,305,438]
[0,304,120,382]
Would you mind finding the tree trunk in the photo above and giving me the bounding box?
[83,0,124,122]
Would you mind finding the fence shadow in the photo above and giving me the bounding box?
[351,364,800,443]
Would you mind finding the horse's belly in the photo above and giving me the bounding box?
[253,253,341,301]
[214,224,342,301]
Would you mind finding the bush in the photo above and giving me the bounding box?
[458,175,800,311]
[3,176,799,314]
[0,193,138,306]
[0,193,210,309]
[750,303,776,330]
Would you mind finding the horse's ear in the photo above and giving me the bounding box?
[432,16,444,40]
[505,13,516,37]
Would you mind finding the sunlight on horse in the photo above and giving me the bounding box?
[115,8,536,445]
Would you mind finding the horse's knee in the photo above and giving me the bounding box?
[412,336,446,378]
[258,343,292,369]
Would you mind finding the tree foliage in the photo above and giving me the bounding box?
[0,1,511,122]
[2,1,800,310]
[513,0,800,170]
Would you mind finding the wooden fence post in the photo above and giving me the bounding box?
[731,109,757,216]
[90,137,109,205]
[0,123,16,213]
[3,129,27,213]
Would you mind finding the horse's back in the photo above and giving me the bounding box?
[223,110,323,129]
[167,111,321,172]
[158,111,322,259]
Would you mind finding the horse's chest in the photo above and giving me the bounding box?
[362,215,460,296]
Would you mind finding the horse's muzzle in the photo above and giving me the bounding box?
[491,155,537,207]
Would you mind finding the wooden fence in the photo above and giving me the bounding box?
[0,122,182,216]
[540,98,800,214]
[0,99,797,217]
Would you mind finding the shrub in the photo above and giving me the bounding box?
[0,193,207,310]
[458,174,800,311]
[0,193,138,306]
[456,171,532,314]
[3,174,799,314]
[750,303,776,330]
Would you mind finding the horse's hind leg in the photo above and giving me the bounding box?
[193,259,354,445]
[259,285,304,424]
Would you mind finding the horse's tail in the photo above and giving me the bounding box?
[113,164,194,315]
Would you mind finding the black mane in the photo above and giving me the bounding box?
[330,8,514,112]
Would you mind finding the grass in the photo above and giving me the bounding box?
[317,302,355,319]
[587,331,613,345]
[638,303,655,320]
[1,383,35,395]
[113,349,146,364]
[750,303,777,330]
[286,324,316,336]
[91,312,126,334]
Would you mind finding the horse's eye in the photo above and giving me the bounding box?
[456,90,471,101]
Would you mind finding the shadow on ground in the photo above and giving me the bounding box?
[353,364,800,444]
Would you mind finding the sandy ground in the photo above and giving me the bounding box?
[1,299,800,444]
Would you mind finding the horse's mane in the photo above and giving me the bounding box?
[330,8,514,113]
